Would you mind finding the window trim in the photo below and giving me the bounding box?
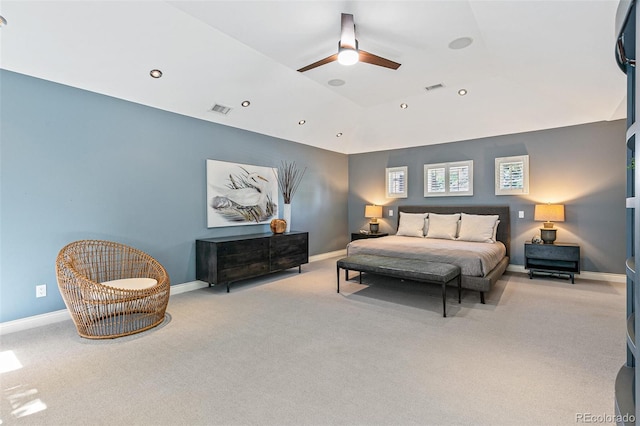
[495,155,529,195]
[423,160,473,197]
[386,166,408,198]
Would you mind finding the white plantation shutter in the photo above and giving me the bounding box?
[424,161,473,197]
[499,161,524,189]
[427,167,446,193]
[495,155,529,195]
[386,166,408,198]
[449,164,470,193]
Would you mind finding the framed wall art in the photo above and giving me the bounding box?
[206,159,279,228]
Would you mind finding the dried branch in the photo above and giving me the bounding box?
[274,161,307,204]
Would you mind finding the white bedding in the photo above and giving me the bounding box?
[347,235,507,277]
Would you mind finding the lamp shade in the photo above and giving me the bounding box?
[534,204,565,223]
[365,205,382,218]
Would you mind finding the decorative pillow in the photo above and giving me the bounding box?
[396,212,428,237]
[457,213,500,243]
[425,213,460,240]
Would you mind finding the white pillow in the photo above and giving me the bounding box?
[457,213,500,243]
[396,212,428,237]
[425,213,460,240]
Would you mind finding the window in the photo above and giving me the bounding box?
[424,160,473,197]
[495,155,529,195]
[386,166,408,198]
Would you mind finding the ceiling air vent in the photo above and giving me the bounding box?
[425,83,445,92]
[210,104,232,115]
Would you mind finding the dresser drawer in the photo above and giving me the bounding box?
[218,262,270,282]
[525,243,580,262]
[217,247,270,269]
[271,234,307,256]
[218,238,269,256]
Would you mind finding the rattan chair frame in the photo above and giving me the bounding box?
[56,240,170,339]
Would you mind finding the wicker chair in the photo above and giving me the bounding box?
[56,240,170,339]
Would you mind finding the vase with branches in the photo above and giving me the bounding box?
[274,161,307,232]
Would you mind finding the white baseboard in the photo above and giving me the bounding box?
[170,280,209,295]
[0,309,71,336]
[506,265,626,283]
[309,249,347,263]
[1,254,624,336]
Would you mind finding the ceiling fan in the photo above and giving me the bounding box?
[297,13,401,73]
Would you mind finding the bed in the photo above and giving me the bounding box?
[346,205,510,303]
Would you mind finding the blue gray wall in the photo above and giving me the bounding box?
[0,69,627,324]
[349,120,626,273]
[0,70,349,322]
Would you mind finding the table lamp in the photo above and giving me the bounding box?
[364,205,383,233]
[534,203,565,244]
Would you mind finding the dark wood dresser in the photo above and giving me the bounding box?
[196,231,309,292]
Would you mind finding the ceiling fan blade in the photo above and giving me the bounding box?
[297,53,338,73]
[359,50,401,70]
[340,13,356,49]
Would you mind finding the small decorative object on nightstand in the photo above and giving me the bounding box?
[525,241,580,283]
[364,205,383,234]
[534,203,565,244]
[351,232,389,241]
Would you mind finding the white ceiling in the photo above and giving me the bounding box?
[0,1,627,154]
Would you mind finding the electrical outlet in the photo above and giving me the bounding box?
[389,209,394,217]
[518,211,525,219]
[36,284,46,298]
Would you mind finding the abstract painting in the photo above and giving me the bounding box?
[206,159,279,228]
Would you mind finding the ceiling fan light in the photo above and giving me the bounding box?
[338,48,359,66]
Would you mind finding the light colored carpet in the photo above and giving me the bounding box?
[0,257,626,425]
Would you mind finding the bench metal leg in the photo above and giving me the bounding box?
[442,282,447,318]
[458,275,462,304]
[336,265,340,293]
[480,291,485,304]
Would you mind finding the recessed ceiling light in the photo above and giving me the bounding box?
[448,37,473,50]
[328,79,346,87]
[0,16,7,27]
[400,103,408,109]
[336,132,343,137]
[458,89,468,96]
[149,69,163,78]
[241,100,251,107]
[298,120,306,125]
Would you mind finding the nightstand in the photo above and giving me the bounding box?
[524,242,580,283]
[351,232,389,241]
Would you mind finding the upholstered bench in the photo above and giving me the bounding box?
[336,254,461,317]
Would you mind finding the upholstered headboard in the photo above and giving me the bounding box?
[397,205,511,257]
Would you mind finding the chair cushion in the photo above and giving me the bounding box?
[101,278,158,290]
